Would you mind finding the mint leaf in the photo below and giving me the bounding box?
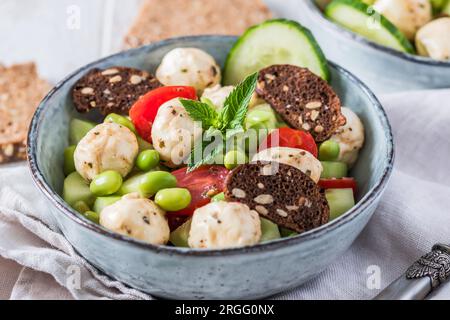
[219,72,258,129]
[188,139,223,172]
[180,99,218,129]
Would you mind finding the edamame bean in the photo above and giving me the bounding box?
[119,171,177,197]
[63,145,77,176]
[83,211,100,224]
[136,150,160,171]
[90,170,123,196]
[72,200,90,214]
[155,188,191,211]
[319,140,340,161]
[211,192,225,202]
[224,150,248,170]
[104,113,136,133]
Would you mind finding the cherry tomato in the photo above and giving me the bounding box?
[319,178,357,196]
[259,127,318,158]
[129,86,197,142]
[167,166,229,216]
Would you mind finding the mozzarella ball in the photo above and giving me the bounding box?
[151,98,202,168]
[201,85,234,110]
[330,107,365,167]
[74,122,138,181]
[373,0,432,40]
[156,48,221,93]
[416,18,450,61]
[252,147,322,183]
[100,193,169,245]
[188,201,261,249]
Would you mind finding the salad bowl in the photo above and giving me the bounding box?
[28,35,394,299]
[296,0,450,94]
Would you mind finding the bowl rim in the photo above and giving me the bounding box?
[305,0,450,67]
[27,34,394,257]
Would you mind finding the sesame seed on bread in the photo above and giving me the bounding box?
[72,66,161,115]
[0,62,51,164]
[224,162,330,234]
[123,0,272,48]
[256,64,346,142]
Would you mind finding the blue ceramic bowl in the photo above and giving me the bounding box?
[297,1,450,94]
[27,35,394,299]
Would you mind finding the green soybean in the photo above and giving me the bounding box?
[63,172,95,207]
[93,196,122,214]
[136,150,160,171]
[69,118,96,145]
[224,149,248,170]
[155,188,191,211]
[321,161,348,179]
[211,192,225,202]
[169,219,192,247]
[83,211,100,224]
[90,171,123,196]
[104,113,136,133]
[319,140,340,161]
[119,171,177,197]
[63,145,77,176]
[72,200,90,214]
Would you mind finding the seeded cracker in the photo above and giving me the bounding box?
[124,0,272,48]
[0,62,51,163]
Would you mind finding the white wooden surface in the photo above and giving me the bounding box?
[0,0,302,83]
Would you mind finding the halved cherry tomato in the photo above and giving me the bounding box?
[319,178,357,196]
[167,165,229,216]
[129,86,197,142]
[259,127,318,158]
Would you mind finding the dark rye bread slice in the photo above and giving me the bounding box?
[256,64,346,142]
[72,67,161,115]
[225,162,329,233]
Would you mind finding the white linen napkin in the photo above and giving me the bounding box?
[1,89,449,300]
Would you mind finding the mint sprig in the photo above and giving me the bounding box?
[180,72,257,171]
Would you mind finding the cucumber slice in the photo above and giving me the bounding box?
[224,19,330,84]
[169,219,192,247]
[321,161,348,179]
[325,0,415,54]
[69,119,96,145]
[279,227,298,238]
[325,188,355,219]
[443,0,450,15]
[63,172,96,208]
[260,218,281,242]
[93,196,122,214]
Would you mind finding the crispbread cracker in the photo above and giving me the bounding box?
[0,62,51,163]
[124,0,272,48]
